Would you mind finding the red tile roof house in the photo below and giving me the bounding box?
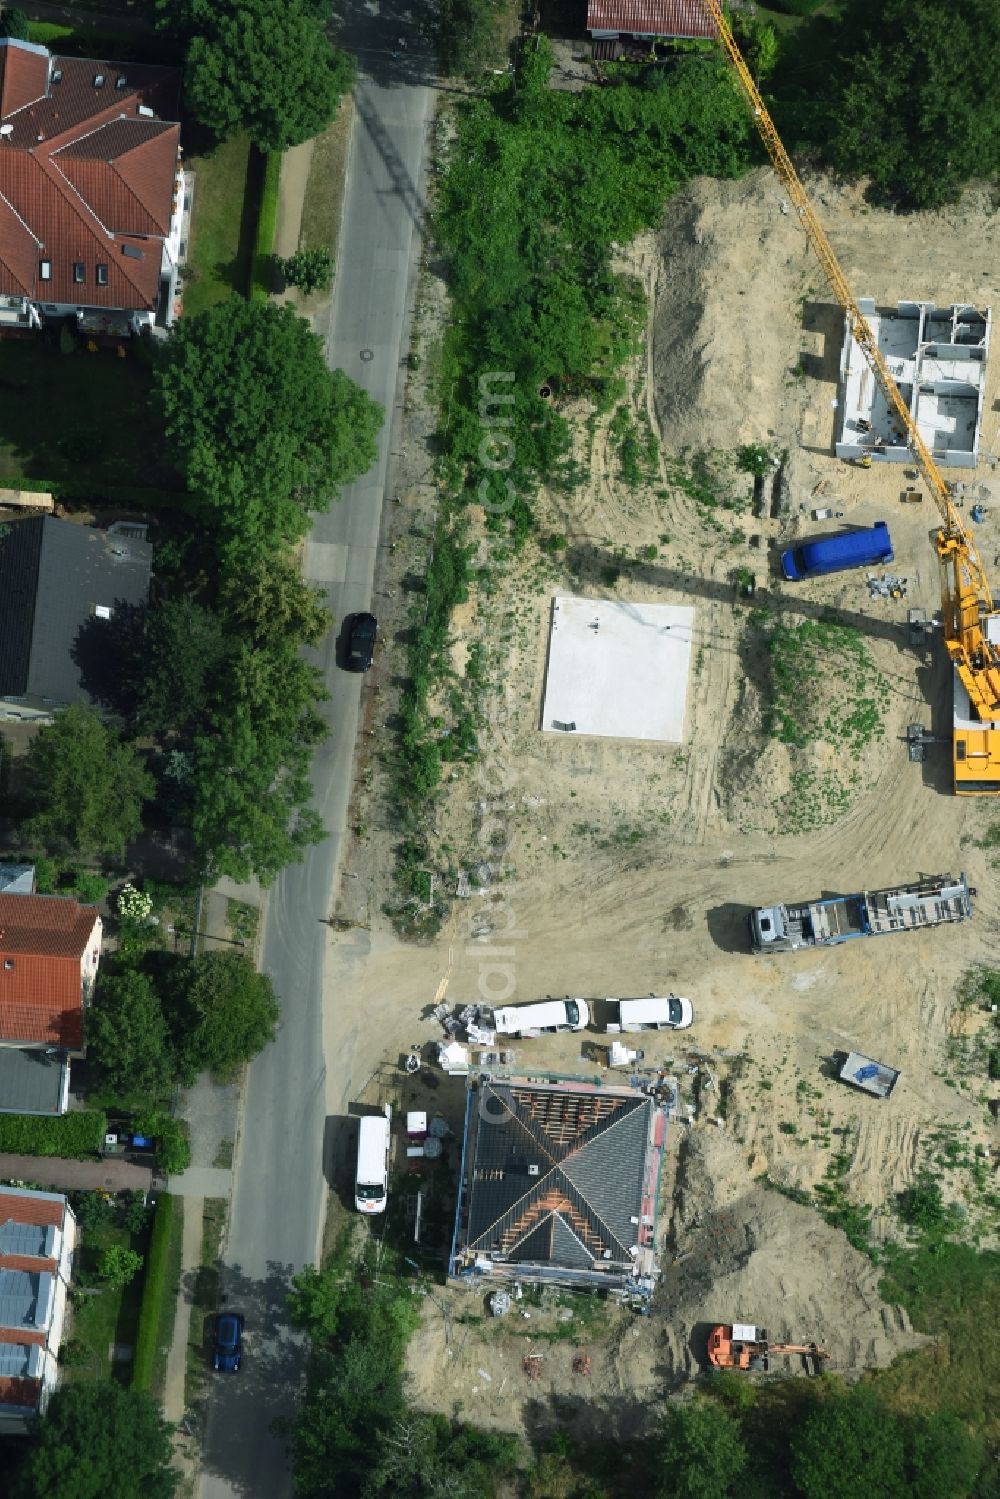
[0,36,183,337]
[586,0,716,49]
[0,1184,77,1432]
[0,893,102,1116]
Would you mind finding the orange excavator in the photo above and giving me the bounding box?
[708,1323,830,1375]
[698,0,1000,794]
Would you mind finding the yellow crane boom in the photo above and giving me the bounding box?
[700,0,1000,792]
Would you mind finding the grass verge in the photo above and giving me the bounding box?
[183,134,257,317]
[299,97,354,259]
[132,1193,180,1394]
[251,150,282,302]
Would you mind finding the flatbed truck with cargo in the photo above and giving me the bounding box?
[749,872,973,953]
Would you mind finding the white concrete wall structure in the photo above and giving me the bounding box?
[837,300,991,468]
[541,596,694,742]
[79,914,102,1003]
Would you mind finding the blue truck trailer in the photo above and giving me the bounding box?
[749,871,973,952]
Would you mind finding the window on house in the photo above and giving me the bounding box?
[40,260,51,280]
[93,73,105,88]
[96,264,108,286]
[116,75,127,89]
[3,960,14,972]
[73,262,85,284]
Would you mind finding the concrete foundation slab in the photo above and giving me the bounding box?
[541,595,693,742]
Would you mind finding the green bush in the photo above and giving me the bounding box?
[70,869,109,905]
[0,1111,106,1159]
[279,247,333,295]
[251,150,282,303]
[72,1191,114,1233]
[34,856,57,894]
[132,1193,173,1393]
[134,1111,191,1176]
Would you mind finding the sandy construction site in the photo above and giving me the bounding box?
[322,167,1000,1434]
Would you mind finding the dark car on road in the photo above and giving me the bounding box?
[346,612,378,671]
[212,1311,244,1372]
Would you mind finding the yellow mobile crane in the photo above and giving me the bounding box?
[699,0,1000,793]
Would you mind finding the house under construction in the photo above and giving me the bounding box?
[449,1076,667,1299]
[836,300,991,468]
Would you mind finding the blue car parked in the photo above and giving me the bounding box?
[212,1312,244,1372]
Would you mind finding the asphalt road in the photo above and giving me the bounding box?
[198,37,434,1499]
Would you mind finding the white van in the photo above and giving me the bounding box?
[493,999,589,1037]
[607,995,694,1033]
[355,1105,391,1215]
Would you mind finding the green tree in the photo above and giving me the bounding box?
[87,970,174,1099]
[0,7,30,40]
[218,552,330,646]
[135,597,233,737]
[10,1382,177,1499]
[371,1413,519,1498]
[168,0,354,150]
[21,706,154,860]
[156,300,382,560]
[171,950,280,1082]
[188,635,327,882]
[791,1389,907,1499]
[97,1244,144,1289]
[279,247,334,294]
[906,1411,984,1499]
[824,0,1000,208]
[657,1397,747,1499]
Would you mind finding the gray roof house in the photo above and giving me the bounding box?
[0,515,151,720]
[0,1185,77,1431]
[449,1077,666,1297]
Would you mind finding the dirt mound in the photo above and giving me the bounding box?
[658,1130,927,1379]
[652,170,817,453]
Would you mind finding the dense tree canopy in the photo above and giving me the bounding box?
[88,970,174,1099]
[187,636,327,882]
[156,300,382,562]
[133,597,233,737]
[10,1382,177,1499]
[657,1398,747,1499]
[0,6,30,40]
[161,0,354,151]
[791,1388,907,1499]
[169,950,280,1082]
[21,705,154,859]
[800,0,1000,208]
[218,552,330,647]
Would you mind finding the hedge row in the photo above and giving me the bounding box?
[251,150,282,303]
[0,1110,106,1159]
[132,1193,176,1393]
